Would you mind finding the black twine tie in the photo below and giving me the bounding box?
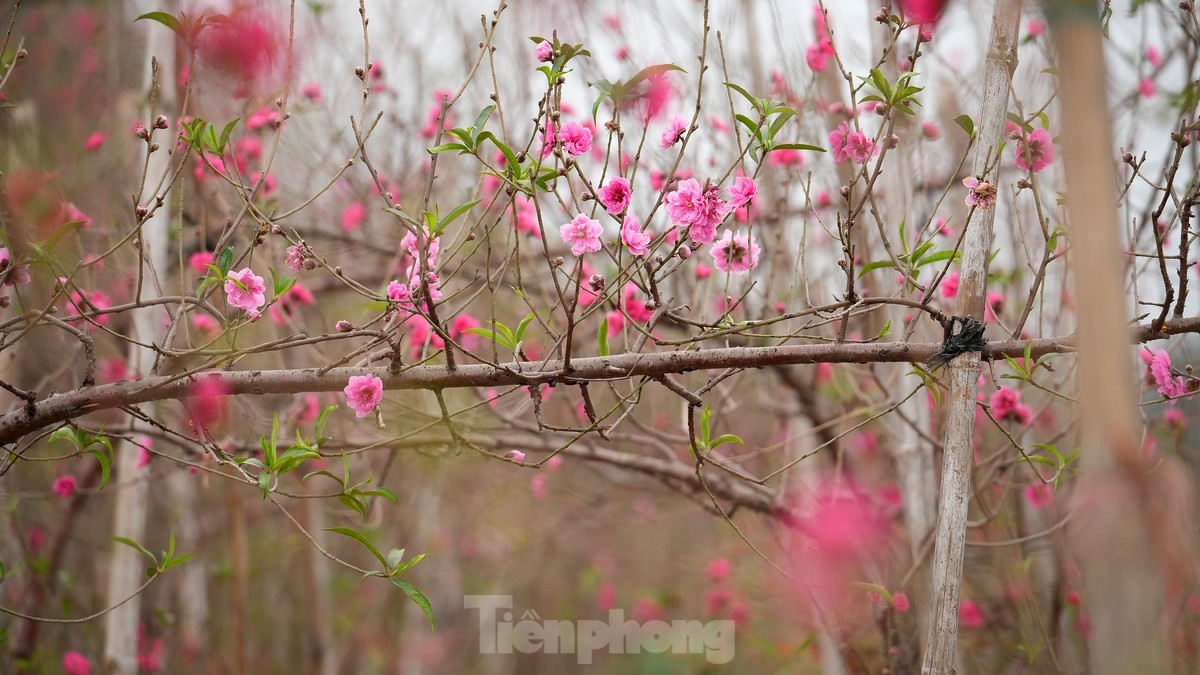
[925,316,986,369]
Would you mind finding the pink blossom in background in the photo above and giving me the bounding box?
[187,374,230,430]
[340,201,367,231]
[596,177,632,214]
[606,310,625,337]
[896,0,948,24]
[893,592,911,613]
[806,39,835,72]
[301,81,323,102]
[193,314,220,338]
[193,3,285,97]
[1139,77,1156,99]
[710,230,761,274]
[695,263,712,278]
[665,178,729,244]
[53,474,77,498]
[235,136,263,162]
[959,599,985,629]
[705,587,731,614]
[985,291,1006,323]
[1026,18,1046,38]
[530,473,548,499]
[660,115,687,149]
[921,121,941,140]
[505,450,526,462]
[621,215,651,257]
[559,121,593,156]
[706,557,732,582]
[0,247,31,285]
[640,74,674,121]
[709,116,731,133]
[62,651,90,675]
[962,176,997,210]
[64,202,92,228]
[189,251,214,274]
[1014,128,1056,173]
[535,40,553,62]
[343,374,384,418]
[450,314,481,348]
[939,270,959,298]
[597,582,617,611]
[250,172,276,199]
[632,598,664,622]
[513,198,540,237]
[246,107,281,131]
[268,282,314,325]
[1023,483,1054,509]
[727,175,757,209]
[1147,45,1163,69]
[224,267,267,317]
[67,289,112,326]
[623,284,654,323]
[1163,406,1188,430]
[83,132,105,151]
[560,214,603,256]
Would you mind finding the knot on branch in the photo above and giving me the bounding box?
[926,316,986,369]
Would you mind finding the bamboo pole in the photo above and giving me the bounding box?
[921,1,1022,671]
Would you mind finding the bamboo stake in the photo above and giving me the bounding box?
[921,1,1023,671]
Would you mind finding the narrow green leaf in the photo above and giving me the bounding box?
[326,527,389,568]
[112,536,158,567]
[393,579,437,630]
[87,449,111,490]
[134,11,184,37]
[597,316,610,357]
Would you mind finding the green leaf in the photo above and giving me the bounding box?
[359,486,400,504]
[915,250,959,267]
[219,118,240,153]
[216,246,235,278]
[269,267,296,299]
[134,11,184,37]
[393,578,436,629]
[87,449,111,490]
[873,320,892,340]
[768,143,825,152]
[160,553,195,572]
[470,105,495,142]
[597,316,610,357]
[724,82,760,111]
[326,527,388,568]
[857,259,896,277]
[514,313,536,344]
[112,536,158,568]
[427,143,469,155]
[953,114,975,139]
[48,427,80,448]
[0,102,17,110]
[709,433,744,450]
[435,199,481,235]
[850,581,893,605]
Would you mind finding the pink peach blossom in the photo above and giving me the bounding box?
[597,177,632,214]
[224,267,267,317]
[560,214,603,256]
[53,474,77,498]
[620,215,651,257]
[343,374,384,418]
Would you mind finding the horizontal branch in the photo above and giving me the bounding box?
[1,318,1194,446]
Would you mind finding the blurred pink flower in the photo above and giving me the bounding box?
[53,474,77,498]
[341,201,367,231]
[189,250,214,274]
[1014,128,1056,173]
[959,599,985,629]
[921,121,941,140]
[505,450,526,462]
[806,39,834,72]
[1023,483,1054,509]
[0,247,31,286]
[62,651,90,675]
[1147,45,1163,69]
[1026,18,1046,38]
[893,592,911,613]
[83,132,106,151]
[1139,77,1156,99]
[706,557,732,582]
[660,116,687,149]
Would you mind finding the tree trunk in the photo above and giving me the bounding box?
[1049,1,1168,671]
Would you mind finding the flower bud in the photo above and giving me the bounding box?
[588,273,605,292]
[16,48,27,60]
[886,133,899,148]
[154,115,169,129]
[1122,152,1134,164]
[678,246,692,260]
[135,203,148,219]
[354,66,365,80]
[874,7,889,22]
[839,185,851,199]
[552,256,564,268]
[135,124,149,140]
[335,320,354,332]
[302,259,317,271]
[1016,178,1031,190]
